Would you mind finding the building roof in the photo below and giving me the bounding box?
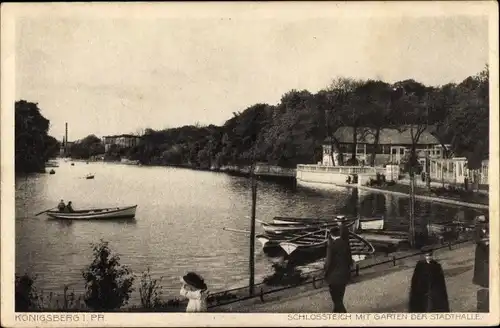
[325,126,439,145]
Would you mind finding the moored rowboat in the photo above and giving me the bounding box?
[261,217,356,234]
[279,230,375,257]
[46,205,137,220]
[354,217,385,231]
[272,215,354,225]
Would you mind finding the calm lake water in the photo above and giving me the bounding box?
[15,159,486,303]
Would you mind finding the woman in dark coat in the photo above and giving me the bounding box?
[409,251,450,312]
[473,215,489,288]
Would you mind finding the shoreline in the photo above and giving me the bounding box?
[63,158,488,209]
[296,179,489,210]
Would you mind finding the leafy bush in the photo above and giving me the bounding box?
[82,240,135,311]
[15,274,39,311]
[139,268,163,309]
[15,273,87,311]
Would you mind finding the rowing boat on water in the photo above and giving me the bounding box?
[260,217,357,234]
[279,230,375,258]
[272,215,355,225]
[272,216,336,225]
[46,205,137,220]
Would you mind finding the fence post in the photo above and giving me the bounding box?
[259,287,265,303]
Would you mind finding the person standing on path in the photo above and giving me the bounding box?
[324,227,353,313]
[409,250,450,312]
[473,215,489,311]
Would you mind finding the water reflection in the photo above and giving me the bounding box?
[15,161,487,302]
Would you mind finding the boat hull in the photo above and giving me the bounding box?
[261,218,356,234]
[357,218,384,231]
[46,205,137,220]
[279,231,375,258]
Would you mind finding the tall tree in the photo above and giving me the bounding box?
[328,77,365,162]
[352,80,393,166]
[15,100,51,174]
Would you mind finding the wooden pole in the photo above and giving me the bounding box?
[249,168,257,296]
[409,173,416,247]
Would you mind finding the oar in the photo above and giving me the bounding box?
[223,227,251,234]
[35,207,57,216]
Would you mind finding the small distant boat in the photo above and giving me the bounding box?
[46,205,137,220]
[46,161,59,168]
[86,174,95,179]
[49,169,56,174]
[121,158,140,165]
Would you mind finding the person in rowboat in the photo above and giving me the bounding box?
[57,199,66,212]
[64,201,75,213]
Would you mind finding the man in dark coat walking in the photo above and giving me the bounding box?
[324,227,353,313]
[409,250,450,312]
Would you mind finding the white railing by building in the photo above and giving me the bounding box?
[297,164,378,175]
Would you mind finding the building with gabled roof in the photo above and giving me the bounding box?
[322,126,448,167]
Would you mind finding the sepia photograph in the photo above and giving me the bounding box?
[1,1,498,327]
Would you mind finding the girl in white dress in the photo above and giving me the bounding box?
[179,272,209,312]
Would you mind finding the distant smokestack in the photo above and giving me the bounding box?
[65,123,68,154]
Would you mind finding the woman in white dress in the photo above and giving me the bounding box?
[179,272,209,312]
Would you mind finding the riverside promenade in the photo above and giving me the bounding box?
[214,242,485,313]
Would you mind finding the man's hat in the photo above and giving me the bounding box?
[420,245,434,255]
[181,272,207,290]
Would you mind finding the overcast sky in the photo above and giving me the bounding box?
[14,4,489,140]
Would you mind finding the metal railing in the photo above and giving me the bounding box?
[297,164,378,175]
[206,238,473,309]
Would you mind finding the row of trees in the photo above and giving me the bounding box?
[66,66,488,171]
[68,135,105,159]
[124,66,488,170]
[15,100,60,174]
